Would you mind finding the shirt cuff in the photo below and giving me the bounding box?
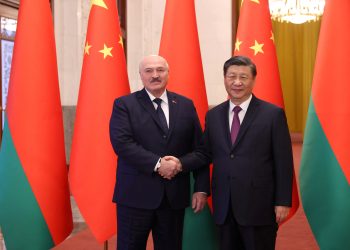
[154,157,161,172]
[197,192,208,195]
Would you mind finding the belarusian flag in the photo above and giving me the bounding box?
[234,0,299,223]
[299,0,350,249]
[69,0,130,243]
[0,0,73,249]
[159,0,218,249]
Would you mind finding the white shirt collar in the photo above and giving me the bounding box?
[229,94,252,112]
[145,89,168,105]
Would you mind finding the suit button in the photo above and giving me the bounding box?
[163,135,167,139]
[230,154,234,159]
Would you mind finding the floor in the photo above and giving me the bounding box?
[52,138,319,249]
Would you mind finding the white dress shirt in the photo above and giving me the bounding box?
[228,94,252,130]
[145,89,169,127]
[145,89,169,171]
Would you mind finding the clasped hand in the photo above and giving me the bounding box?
[158,156,182,180]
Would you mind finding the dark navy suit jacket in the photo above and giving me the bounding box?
[181,95,293,225]
[109,88,209,210]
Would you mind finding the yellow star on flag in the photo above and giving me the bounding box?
[250,40,264,55]
[235,38,243,52]
[99,43,113,59]
[84,41,92,55]
[250,0,260,4]
[91,0,108,9]
[270,31,275,44]
[118,35,124,48]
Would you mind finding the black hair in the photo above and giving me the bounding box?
[223,56,257,78]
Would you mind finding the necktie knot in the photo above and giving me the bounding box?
[233,106,242,115]
[153,98,162,106]
[153,98,168,133]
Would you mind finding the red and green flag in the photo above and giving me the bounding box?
[299,0,350,249]
[159,0,218,249]
[0,0,73,249]
[69,0,130,243]
[234,0,299,223]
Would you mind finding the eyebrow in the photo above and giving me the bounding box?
[144,66,166,70]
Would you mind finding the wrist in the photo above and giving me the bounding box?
[177,160,183,172]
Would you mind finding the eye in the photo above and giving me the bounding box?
[226,75,236,79]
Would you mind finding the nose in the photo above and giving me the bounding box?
[233,78,242,86]
[152,70,159,78]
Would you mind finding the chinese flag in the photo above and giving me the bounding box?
[0,0,72,249]
[69,0,130,242]
[159,0,218,249]
[234,0,299,223]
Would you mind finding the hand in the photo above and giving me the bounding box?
[192,192,207,213]
[275,206,290,224]
[164,156,182,176]
[158,156,182,180]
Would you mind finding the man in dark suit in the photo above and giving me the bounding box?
[109,55,209,250]
[173,56,293,250]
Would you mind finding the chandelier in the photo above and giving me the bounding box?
[269,0,326,24]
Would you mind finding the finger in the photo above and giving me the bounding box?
[163,155,175,161]
[280,212,287,222]
[192,197,197,209]
[162,156,171,161]
[199,200,206,211]
[197,205,204,212]
[194,203,202,213]
[194,200,202,213]
[194,198,201,212]
[275,213,281,223]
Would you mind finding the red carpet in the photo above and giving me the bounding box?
[53,140,319,250]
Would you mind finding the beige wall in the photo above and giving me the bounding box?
[54,0,232,106]
[54,0,89,106]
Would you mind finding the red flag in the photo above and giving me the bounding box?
[0,0,72,248]
[69,0,130,242]
[159,0,218,249]
[159,0,208,126]
[234,0,299,222]
[300,1,350,248]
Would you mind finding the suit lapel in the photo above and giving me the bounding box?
[167,91,179,140]
[137,88,165,132]
[232,95,259,149]
[220,100,233,149]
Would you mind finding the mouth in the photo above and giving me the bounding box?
[231,88,243,92]
[151,79,161,83]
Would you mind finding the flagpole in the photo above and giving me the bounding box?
[104,240,108,250]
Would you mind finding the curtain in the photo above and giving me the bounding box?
[273,20,321,133]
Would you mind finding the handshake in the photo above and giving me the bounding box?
[158,156,182,180]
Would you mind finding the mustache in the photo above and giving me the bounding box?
[151,78,161,83]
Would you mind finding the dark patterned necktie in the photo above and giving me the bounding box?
[231,106,242,144]
[153,98,168,133]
